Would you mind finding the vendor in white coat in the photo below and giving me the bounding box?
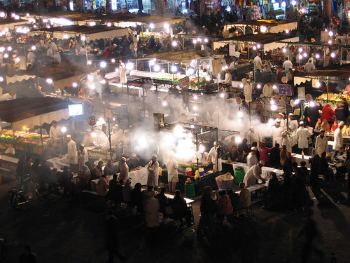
[208,142,219,172]
[334,121,344,157]
[288,113,299,132]
[67,135,78,170]
[49,121,61,143]
[246,147,258,167]
[242,78,252,103]
[243,161,265,187]
[166,158,178,193]
[315,129,328,156]
[119,60,127,85]
[296,122,311,154]
[146,155,160,188]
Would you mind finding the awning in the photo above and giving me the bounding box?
[0,97,69,130]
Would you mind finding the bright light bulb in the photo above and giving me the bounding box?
[87,75,94,81]
[111,58,116,63]
[260,26,267,33]
[170,65,178,73]
[87,60,92,65]
[257,83,262,89]
[294,99,300,105]
[271,104,278,111]
[235,136,242,144]
[153,64,161,72]
[31,45,36,51]
[100,61,107,68]
[171,40,178,47]
[219,92,225,98]
[237,111,243,118]
[282,47,287,53]
[72,82,78,88]
[61,126,67,133]
[330,52,336,58]
[126,62,134,70]
[46,78,53,84]
[315,53,320,59]
[162,101,168,107]
[149,23,155,29]
[298,47,303,53]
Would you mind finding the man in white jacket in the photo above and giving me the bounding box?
[67,135,78,170]
[146,155,159,188]
[334,121,344,157]
[243,78,252,103]
[315,129,328,156]
[296,122,311,154]
[246,147,258,167]
[243,161,265,187]
[166,158,178,193]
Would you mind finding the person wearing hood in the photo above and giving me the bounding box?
[118,157,129,184]
[242,78,252,103]
[146,155,159,188]
[334,121,345,157]
[304,59,316,72]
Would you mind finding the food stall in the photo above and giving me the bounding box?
[0,97,69,155]
[31,24,129,41]
[213,33,299,58]
[222,19,298,38]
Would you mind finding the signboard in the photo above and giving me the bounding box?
[68,104,83,116]
[278,84,293,96]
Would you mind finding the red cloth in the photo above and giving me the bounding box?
[259,146,271,164]
[321,104,335,121]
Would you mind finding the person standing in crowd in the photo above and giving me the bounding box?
[166,158,178,193]
[315,129,328,156]
[105,211,126,263]
[104,160,116,176]
[208,142,219,171]
[247,147,258,167]
[283,57,293,72]
[334,121,344,158]
[77,144,89,172]
[66,135,78,171]
[92,161,104,179]
[304,58,316,72]
[296,122,311,154]
[146,155,159,189]
[243,78,253,103]
[253,52,263,72]
[118,157,129,184]
[49,121,61,143]
[272,120,284,147]
[143,189,160,229]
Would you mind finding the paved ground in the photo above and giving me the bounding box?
[0,179,349,263]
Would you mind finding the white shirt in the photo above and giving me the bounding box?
[246,152,258,167]
[334,127,343,151]
[49,125,61,140]
[253,55,263,71]
[283,60,293,71]
[304,62,316,72]
[315,134,328,156]
[224,72,232,84]
[166,159,178,183]
[67,139,78,164]
[296,127,310,149]
[243,83,253,103]
[288,120,299,132]
[243,164,262,187]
